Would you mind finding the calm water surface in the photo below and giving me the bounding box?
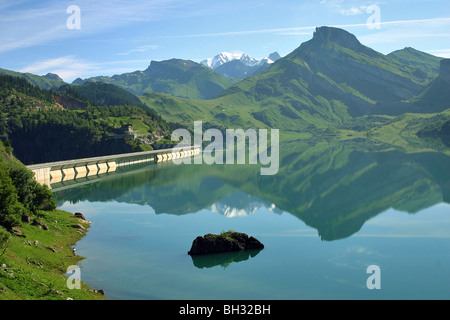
[55,140,450,300]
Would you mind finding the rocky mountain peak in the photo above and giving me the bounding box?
[144,59,200,74]
[312,26,362,49]
[268,52,281,62]
[43,73,64,82]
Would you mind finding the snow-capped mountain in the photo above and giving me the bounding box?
[201,52,259,69]
[209,192,281,218]
[201,51,281,79]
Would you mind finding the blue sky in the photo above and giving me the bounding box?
[0,0,449,83]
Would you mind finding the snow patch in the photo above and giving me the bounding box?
[201,51,278,69]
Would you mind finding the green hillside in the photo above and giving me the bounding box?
[0,68,66,90]
[0,74,172,165]
[388,47,442,80]
[75,59,237,100]
[141,27,442,134]
[56,82,145,108]
[373,58,450,115]
[1,26,449,160]
[0,140,105,300]
[2,26,444,139]
[141,92,272,132]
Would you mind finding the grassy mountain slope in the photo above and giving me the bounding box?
[372,59,450,115]
[141,92,272,132]
[75,59,237,100]
[387,47,442,80]
[0,68,66,90]
[142,27,438,133]
[294,27,430,102]
[1,27,447,151]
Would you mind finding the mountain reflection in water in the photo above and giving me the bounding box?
[54,138,450,242]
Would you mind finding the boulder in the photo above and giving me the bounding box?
[71,224,85,230]
[11,227,26,238]
[22,213,31,224]
[32,219,49,230]
[74,212,86,220]
[188,231,264,255]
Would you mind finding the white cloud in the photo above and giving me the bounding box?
[0,25,67,53]
[167,17,450,38]
[339,6,364,16]
[0,0,31,11]
[19,56,97,81]
[0,0,182,53]
[426,49,450,58]
[118,44,160,56]
[274,31,313,36]
[359,31,450,45]
[320,0,371,16]
[354,18,450,53]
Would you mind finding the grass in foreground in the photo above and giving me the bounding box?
[0,209,105,300]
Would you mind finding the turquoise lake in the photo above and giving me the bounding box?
[54,139,450,300]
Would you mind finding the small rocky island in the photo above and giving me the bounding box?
[188,231,264,255]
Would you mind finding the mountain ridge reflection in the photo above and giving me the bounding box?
[54,138,450,241]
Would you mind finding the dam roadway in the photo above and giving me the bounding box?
[26,145,201,188]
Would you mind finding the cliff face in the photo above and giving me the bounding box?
[311,26,370,55]
[54,94,88,110]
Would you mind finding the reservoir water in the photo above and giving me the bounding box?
[54,139,450,300]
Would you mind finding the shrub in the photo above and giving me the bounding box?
[33,184,56,211]
[7,162,56,213]
[0,163,23,230]
[0,203,26,230]
[0,158,56,230]
[7,162,36,211]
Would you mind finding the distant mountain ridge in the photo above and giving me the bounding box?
[373,58,450,115]
[73,58,237,100]
[1,26,447,134]
[388,47,442,77]
[200,51,281,79]
[201,52,259,69]
[141,26,446,133]
[224,26,440,111]
[296,26,431,101]
[0,68,66,90]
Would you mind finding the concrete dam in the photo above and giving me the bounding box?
[27,145,201,188]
